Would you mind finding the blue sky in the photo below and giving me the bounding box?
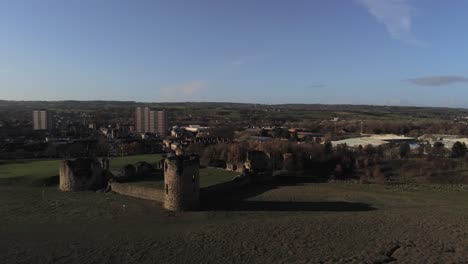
[1,0,468,107]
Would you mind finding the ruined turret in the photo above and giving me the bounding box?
[59,158,108,191]
[282,153,295,171]
[163,152,200,211]
[244,150,273,182]
[100,158,110,171]
[282,152,304,172]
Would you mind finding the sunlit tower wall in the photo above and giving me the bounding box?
[163,154,200,211]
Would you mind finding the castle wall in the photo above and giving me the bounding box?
[244,150,273,183]
[281,152,305,173]
[244,150,272,172]
[282,153,295,171]
[135,162,154,176]
[59,158,107,191]
[110,182,164,202]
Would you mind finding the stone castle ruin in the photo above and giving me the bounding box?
[282,152,304,172]
[244,150,273,182]
[114,164,136,181]
[109,161,156,183]
[135,161,154,176]
[163,153,200,211]
[58,150,276,212]
[58,155,204,211]
[59,158,109,191]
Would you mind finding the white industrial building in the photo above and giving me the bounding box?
[331,134,416,148]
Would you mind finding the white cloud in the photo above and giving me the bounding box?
[406,75,468,86]
[357,0,425,46]
[159,80,206,100]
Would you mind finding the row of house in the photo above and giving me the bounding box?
[418,134,468,149]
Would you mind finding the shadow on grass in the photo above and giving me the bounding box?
[113,170,163,183]
[0,160,42,166]
[136,170,164,182]
[43,175,59,186]
[200,176,376,212]
[0,175,59,187]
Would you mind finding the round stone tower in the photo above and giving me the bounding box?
[163,153,200,211]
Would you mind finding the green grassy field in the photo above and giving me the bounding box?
[108,154,163,168]
[3,182,468,263]
[0,154,163,186]
[199,168,239,187]
[0,155,238,188]
[0,159,61,185]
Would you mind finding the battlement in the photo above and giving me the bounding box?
[165,154,199,172]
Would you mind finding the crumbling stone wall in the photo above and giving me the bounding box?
[100,158,110,171]
[244,151,272,172]
[122,164,137,178]
[110,164,136,182]
[59,158,108,191]
[282,152,304,172]
[226,162,244,173]
[164,154,200,211]
[111,161,157,182]
[244,150,273,182]
[155,160,164,170]
[135,161,154,177]
[294,152,304,171]
[110,182,164,202]
[282,153,295,171]
[226,163,237,171]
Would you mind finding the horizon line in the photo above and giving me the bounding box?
[0,99,466,110]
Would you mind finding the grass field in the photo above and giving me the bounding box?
[0,154,163,186]
[4,153,468,262]
[108,154,163,168]
[200,168,239,187]
[2,182,468,263]
[0,155,238,188]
